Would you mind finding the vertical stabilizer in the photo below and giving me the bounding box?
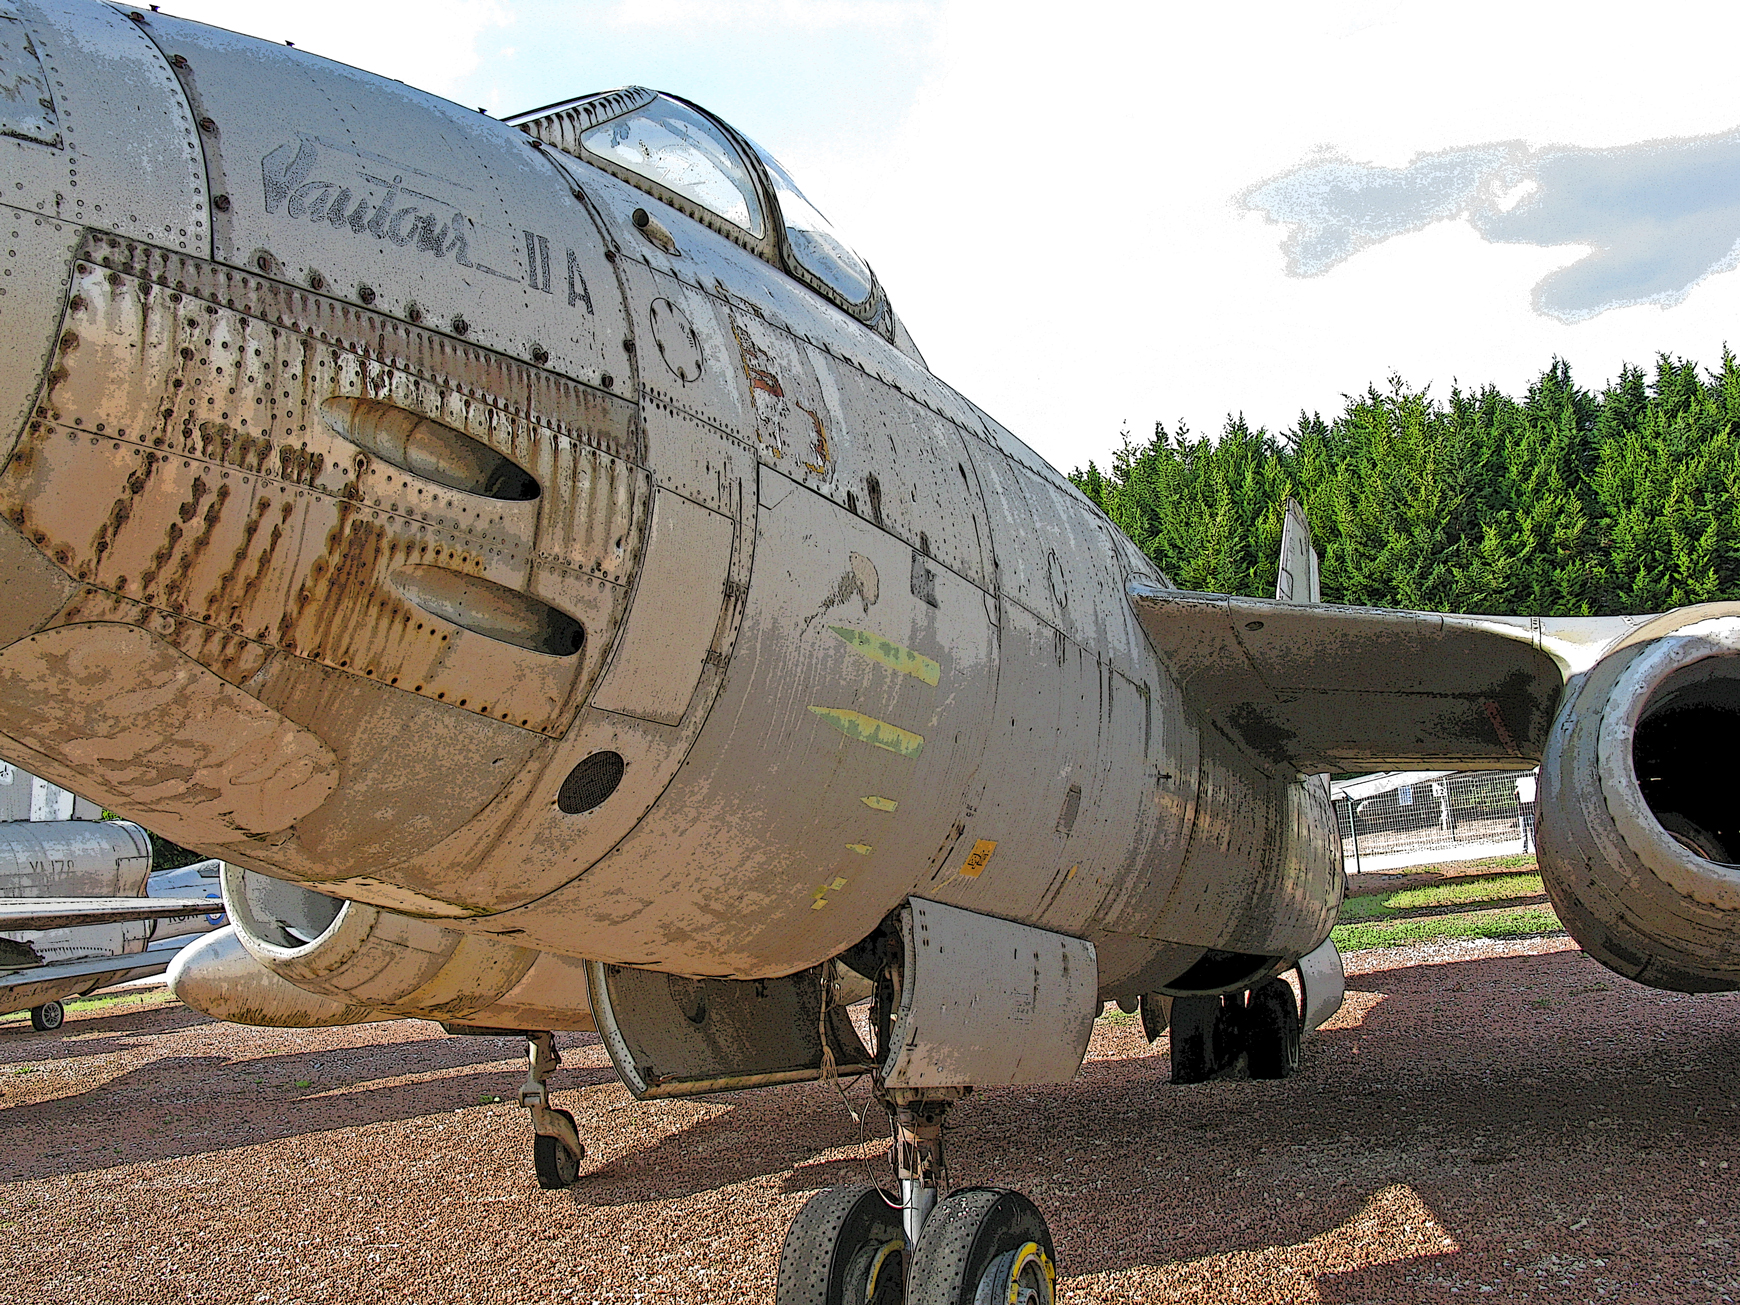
[1275,499,1321,604]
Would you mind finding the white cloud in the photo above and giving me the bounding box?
[599,0,931,30]
[158,0,509,97]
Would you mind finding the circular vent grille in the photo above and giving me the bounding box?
[557,751,626,814]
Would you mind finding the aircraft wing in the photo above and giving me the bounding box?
[1126,581,1646,772]
[0,897,220,932]
[0,936,198,994]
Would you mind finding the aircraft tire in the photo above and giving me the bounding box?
[1168,994,1225,1084]
[531,1111,583,1189]
[1245,978,1302,1080]
[907,1187,1056,1305]
[29,1000,64,1032]
[775,1183,904,1305]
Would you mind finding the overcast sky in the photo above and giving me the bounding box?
[166,1,1740,473]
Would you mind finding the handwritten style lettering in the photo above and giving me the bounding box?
[260,139,473,267]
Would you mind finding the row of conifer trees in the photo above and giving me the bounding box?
[1069,353,1740,616]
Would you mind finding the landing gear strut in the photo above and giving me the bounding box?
[520,1031,585,1189]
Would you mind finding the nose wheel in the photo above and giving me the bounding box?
[29,999,64,1032]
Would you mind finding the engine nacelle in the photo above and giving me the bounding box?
[170,865,595,1029]
[1540,612,1740,991]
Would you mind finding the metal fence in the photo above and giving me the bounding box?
[1334,769,1538,873]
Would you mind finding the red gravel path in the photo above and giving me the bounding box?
[2,934,1737,1304]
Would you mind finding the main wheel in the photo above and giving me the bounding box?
[1169,994,1230,1084]
[776,1184,905,1305]
[532,1109,583,1189]
[30,1000,64,1032]
[1245,978,1302,1080]
[908,1188,1056,1305]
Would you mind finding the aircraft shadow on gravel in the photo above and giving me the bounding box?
[558,949,1740,1293]
[0,1018,616,1182]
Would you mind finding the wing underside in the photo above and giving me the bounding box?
[1126,582,1642,772]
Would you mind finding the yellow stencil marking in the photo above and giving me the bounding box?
[959,839,998,878]
[845,844,872,856]
[862,796,899,812]
[828,626,941,687]
[808,706,925,758]
[812,876,851,908]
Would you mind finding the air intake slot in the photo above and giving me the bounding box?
[392,566,585,657]
[320,396,539,501]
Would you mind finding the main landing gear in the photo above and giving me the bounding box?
[1167,976,1301,1084]
[777,1088,1059,1305]
[29,999,64,1032]
[520,1031,586,1189]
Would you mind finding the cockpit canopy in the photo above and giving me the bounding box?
[506,88,894,341]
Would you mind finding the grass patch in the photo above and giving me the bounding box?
[1332,905,1563,952]
[1340,873,1544,921]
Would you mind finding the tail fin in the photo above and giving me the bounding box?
[1275,499,1320,604]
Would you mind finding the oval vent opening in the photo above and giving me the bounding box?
[321,396,539,501]
[392,566,584,656]
[558,751,625,814]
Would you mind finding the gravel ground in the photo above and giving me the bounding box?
[4,933,1738,1304]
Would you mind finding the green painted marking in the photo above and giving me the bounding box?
[808,706,925,758]
[861,795,899,812]
[829,626,941,686]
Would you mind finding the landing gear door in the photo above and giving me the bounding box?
[585,960,875,1100]
[882,898,1100,1089]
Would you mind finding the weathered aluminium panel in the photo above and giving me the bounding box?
[882,898,1099,1088]
[590,488,733,726]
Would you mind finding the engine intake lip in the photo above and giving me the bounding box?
[221,862,356,963]
[1598,616,1740,910]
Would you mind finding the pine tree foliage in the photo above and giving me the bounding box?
[1070,354,1740,616]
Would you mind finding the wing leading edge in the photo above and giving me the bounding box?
[0,897,218,932]
[1126,581,1650,773]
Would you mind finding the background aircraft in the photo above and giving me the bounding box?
[0,5,1734,1303]
[0,765,224,1031]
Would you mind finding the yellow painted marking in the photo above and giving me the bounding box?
[846,843,872,855]
[1066,864,1078,879]
[811,898,828,910]
[828,626,941,686]
[831,877,849,890]
[862,795,899,812]
[959,839,998,878]
[808,706,925,758]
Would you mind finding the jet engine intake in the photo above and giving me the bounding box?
[172,866,596,1029]
[1539,614,1740,991]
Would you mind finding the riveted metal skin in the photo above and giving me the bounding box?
[9,2,1734,1058]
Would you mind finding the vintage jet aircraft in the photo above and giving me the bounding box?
[0,765,223,1030]
[1,2,1735,1300]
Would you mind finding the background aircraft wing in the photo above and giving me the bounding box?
[0,897,219,932]
[0,936,199,997]
[1127,581,1648,772]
